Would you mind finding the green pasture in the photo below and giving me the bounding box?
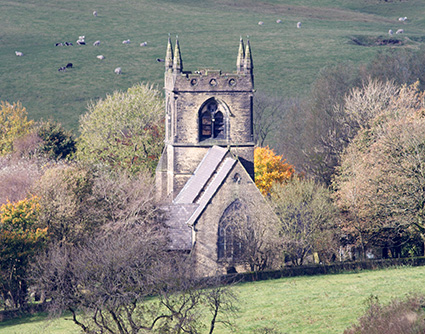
[1,0,425,131]
[1,265,425,333]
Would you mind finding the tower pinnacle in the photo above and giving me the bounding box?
[244,37,253,74]
[165,35,173,71]
[173,36,183,73]
[236,36,245,74]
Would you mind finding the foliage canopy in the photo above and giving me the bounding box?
[77,83,165,174]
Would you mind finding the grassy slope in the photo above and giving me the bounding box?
[1,0,425,131]
[1,265,425,333]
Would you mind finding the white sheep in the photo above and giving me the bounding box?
[93,11,97,17]
[276,19,282,23]
[114,67,122,74]
[388,29,393,36]
[93,40,100,46]
[140,41,147,46]
[122,39,130,44]
[15,51,23,56]
[297,21,302,28]
[97,55,105,60]
[396,29,404,34]
[398,17,407,22]
[258,21,264,26]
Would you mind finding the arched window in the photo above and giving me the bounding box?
[217,200,246,262]
[199,99,227,141]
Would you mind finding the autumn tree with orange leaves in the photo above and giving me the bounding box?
[254,146,295,195]
[0,196,47,309]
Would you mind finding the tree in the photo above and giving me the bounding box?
[0,196,47,309]
[34,120,76,160]
[33,223,236,334]
[334,82,425,255]
[32,164,98,246]
[254,146,295,196]
[217,198,282,272]
[0,156,44,206]
[253,92,292,147]
[270,178,337,266]
[0,101,34,156]
[77,83,165,174]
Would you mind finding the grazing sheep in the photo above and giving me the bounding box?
[156,58,165,62]
[122,39,131,44]
[388,29,394,36]
[276,19,282,23]
[398,17,407,22]
[140,41,147,46]
[114,67,122,74]
[58,67,66,72]
[65,42,73,46]
[66,63,73,68]
[93,40,100,46]
[93,11,97,17]
[297,21,302,28]
[97,55,105,60]
[77,40,86,45]
[15,51,23,56]
[396,29,404,34]
[55,42,63,46]
[258,21,264,26]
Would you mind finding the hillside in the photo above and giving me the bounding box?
[1,0,425,130]
[1,265,425,333]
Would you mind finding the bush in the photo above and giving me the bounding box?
[344,294,425,334]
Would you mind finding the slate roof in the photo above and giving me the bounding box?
[174,146,228,204]
[163,203,198,250]
[166,146,237,250]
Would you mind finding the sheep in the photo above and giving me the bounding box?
[156,58,165,62]
[114,67,122,74]
[15,51,23,56]
[64,42,73,46]
[398,17,407,22]
[93,11,97,17]
[79,36,85,40]
[122,39,131,44]
[258,21,264,26]
[297,21,302,28]
[77,40,86,45]
[276,19,282,23]
[140,41,147,46]
[93,40,100,46]
[388,29,393,36]
[58,66,66,72]
[97,55,105,60]
[55,42,63,46]
[396,29,404,34]
[66,63,73,68]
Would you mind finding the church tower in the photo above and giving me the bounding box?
[156,37,255,202]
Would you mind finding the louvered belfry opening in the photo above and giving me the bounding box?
[200,99,225,141]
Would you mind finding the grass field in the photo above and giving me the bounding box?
[1,265,425,333]
[1,0,425,131]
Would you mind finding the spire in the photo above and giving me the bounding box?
[244,37,253,74]
[173,36,183,73]
[236,36,245,74]
[165,35,173,71]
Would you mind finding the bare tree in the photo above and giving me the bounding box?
[217,198,282,272]
[33,223,236,334]
[254,92,291,147]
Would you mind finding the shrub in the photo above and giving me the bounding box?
[344,294,425,334]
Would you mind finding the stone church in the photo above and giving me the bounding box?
[155,37,276,276]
